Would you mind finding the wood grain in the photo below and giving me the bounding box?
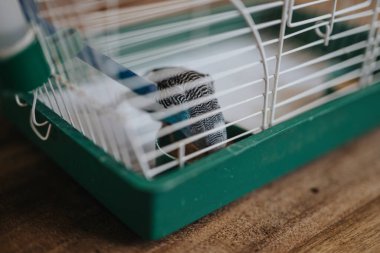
[0,114,379,253]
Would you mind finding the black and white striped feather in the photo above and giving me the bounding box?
[145,67,227,151]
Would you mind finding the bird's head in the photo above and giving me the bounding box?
[144,67,214,108]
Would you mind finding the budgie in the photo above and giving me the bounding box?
[145,67,227,154]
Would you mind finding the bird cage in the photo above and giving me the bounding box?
[1,0,380,239]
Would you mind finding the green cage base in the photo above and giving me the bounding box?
[1,83,380,239]
[0,38,50,93]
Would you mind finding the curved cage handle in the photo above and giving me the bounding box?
[31,91,49,127]
[30,91,52,140]
[314,0,337,46]
[229,0,271,129]
[29,113,52,141]
[14,90,52,141]
[30,91,51,140]
[15,95,28,107]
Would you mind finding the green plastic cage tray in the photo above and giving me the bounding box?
[1,0,380,239]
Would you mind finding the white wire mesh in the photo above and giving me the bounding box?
[20,0,380,178]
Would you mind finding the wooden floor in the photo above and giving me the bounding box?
[0,115,380,253]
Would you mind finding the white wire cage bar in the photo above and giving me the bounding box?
[19,0,380,179]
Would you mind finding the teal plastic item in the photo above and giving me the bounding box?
[1,82,380,239]
[0,37,50,93]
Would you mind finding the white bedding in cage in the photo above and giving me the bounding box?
[129,32,327,130]
[40,77,162,171]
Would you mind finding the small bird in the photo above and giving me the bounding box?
[145,67,227,156]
